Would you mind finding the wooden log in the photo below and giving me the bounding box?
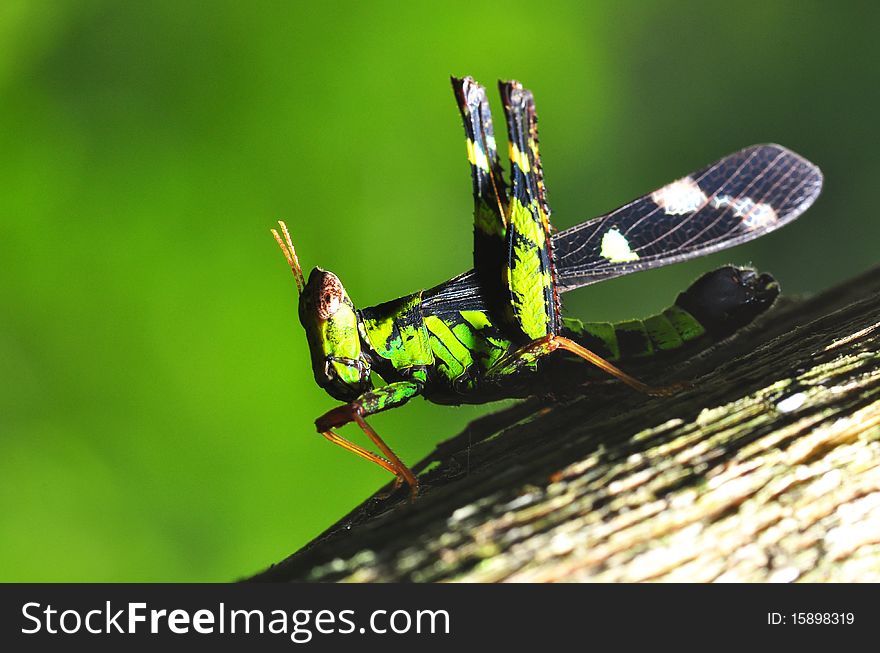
[250,266,880,582]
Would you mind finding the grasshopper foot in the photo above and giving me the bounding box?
[315,403,420,500]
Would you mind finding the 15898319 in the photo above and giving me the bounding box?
[767,613,855,625]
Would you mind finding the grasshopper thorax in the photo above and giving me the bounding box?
[299,267,371,401]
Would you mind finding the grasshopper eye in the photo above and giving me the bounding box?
[317,275,343,320]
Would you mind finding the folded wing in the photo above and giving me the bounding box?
[423,144,822,314]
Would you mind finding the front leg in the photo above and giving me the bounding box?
[315,381,423,498]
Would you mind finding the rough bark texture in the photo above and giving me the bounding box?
[250,266,880,582]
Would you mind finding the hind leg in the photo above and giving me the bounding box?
[485,334,686,396]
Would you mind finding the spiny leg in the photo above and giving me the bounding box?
[353,412,417,492]
[551,336,686,396]
[498,80,561,340]
[320,427,407,497]
[318,428,401,478]
[486,334,685,396]
[317,407,416,497]
[315,381,424,498]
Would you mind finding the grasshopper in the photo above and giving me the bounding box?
[272,76,822,498]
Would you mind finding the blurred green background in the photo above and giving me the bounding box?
[1,1,877,581]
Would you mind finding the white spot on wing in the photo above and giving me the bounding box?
[743,203,778,229]
[711,194,779,230]
[600,227,640,263]
[651,176,708,215]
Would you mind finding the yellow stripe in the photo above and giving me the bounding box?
[466,139,490,171]
[508,142,531,173]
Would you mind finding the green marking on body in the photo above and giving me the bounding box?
[361,293,433,368]
[460,310,492,331]
[600,228,640,263]
[380,382,419,410]
[580,320,621,360]
[425,315,473,380]
[361,380,421,414]
[662,305,707,342]
[562,316,584,333]
[452,316,508,369]
[644,314,685,351]
[362,311,395,352]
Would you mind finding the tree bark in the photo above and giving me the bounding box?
[249,266,880,582]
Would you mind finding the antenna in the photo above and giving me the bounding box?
[271,220,305,294]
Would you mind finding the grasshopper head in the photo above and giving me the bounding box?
[272,222,371,402]
[299,267,370,401]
